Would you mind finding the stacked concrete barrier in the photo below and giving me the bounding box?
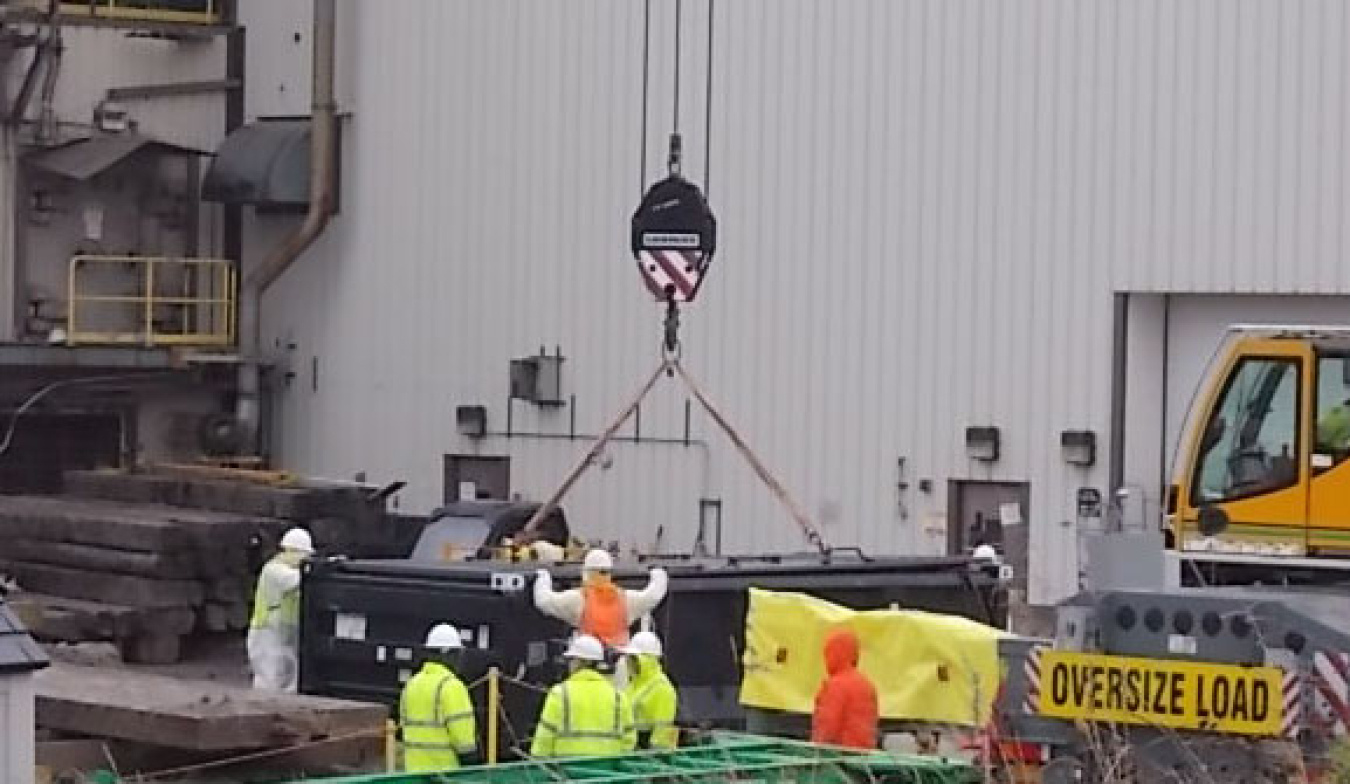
[0,468,398,663]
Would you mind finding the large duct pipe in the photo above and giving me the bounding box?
[236,0,337,456]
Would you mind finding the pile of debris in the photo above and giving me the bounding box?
[0,466,400,664]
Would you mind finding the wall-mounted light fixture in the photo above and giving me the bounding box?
[965,426,1000,462]
[1060,429,1097,467]
[456,405,487,439]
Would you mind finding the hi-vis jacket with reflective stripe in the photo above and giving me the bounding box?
[626,654,678,750]
[530,669,637,759]
[249,554,301,631]
[400,662,478,772]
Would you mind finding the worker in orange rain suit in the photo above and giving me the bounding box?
[533,549,668,649]
[811,627,879,750]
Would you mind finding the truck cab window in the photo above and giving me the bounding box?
[1193,358,1299,504]
[1316,356,1350,462]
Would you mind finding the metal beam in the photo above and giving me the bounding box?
[1108,292,1129,495]
[106,78,240,102]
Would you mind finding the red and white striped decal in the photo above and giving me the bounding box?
[1313,650,1350,735]
[1022,646,1043,715]
[1282,670,1302,739]
[637,249,704,302]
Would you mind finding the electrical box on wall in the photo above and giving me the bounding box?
[509,352,564,406]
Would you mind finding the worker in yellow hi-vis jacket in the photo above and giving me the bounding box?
[531,634,636,758]
[400,623,479,771]
[621,631,679,750]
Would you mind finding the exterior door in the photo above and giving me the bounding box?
[1176,341,1310,553]
[443,455,511,502]
[949,480,1030,591]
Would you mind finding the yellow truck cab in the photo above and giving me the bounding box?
[1168,327,1350,561]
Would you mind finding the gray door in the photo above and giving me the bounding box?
[443,455,511,502]
[948,480,1030,590]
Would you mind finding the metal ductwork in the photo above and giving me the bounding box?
[235,0,337,457]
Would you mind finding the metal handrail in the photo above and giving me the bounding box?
[56,0,220,25]
[67,254,236,348]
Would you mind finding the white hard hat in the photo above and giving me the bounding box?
[582,549,613,572]
[622,630,663,658]
[972,544,999,562]
[280,528,314,554]
[424,623,463,650]
[564,634,605,662]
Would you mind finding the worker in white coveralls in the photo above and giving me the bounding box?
[248,527,313,691]
[534,549,668,673]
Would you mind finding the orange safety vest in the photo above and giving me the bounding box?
[581,583,628,646]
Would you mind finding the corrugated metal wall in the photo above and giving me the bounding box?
[250,0,1350,603]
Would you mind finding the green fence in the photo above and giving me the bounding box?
[300,734,980,784]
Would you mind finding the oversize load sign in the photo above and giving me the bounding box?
[1037,650,1284,736]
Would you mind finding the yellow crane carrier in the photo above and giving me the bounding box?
[1165,325,1350,585]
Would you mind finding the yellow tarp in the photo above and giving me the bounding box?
[739,588,1007,726]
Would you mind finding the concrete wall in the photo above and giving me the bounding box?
[240,0,1350,603]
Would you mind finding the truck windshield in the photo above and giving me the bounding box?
[1192,357,1299,504]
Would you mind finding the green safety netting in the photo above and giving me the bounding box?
[295,734,980,784]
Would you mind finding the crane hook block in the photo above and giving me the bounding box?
[631,173,717,303]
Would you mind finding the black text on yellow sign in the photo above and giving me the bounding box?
[1037,650,1284,736]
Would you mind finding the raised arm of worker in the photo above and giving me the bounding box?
[265,559,302,593]
[529,684,563,758]
[533,569,584,626]
[441,675,480,764]
[623,567,669,622]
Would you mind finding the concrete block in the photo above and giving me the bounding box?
[35,663,389,751]
[117,633,182,665]
[0,561,203,608]
[5,540,199,579]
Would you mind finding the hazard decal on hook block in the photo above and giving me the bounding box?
[631,175,717,303]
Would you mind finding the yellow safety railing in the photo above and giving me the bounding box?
[67,255,236,348]
[57,0,220,25]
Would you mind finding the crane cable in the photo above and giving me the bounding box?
[517,362,827,554]
[517,0,826,554]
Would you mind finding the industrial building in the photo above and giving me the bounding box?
[3,1,1350,605]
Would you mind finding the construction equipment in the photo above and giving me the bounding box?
[298,551,1006,759]
[291,733,980,784]
[990,589,1350,783]
[1165,325,1350,585]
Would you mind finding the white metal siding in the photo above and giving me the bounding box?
[247,1,1350,603]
